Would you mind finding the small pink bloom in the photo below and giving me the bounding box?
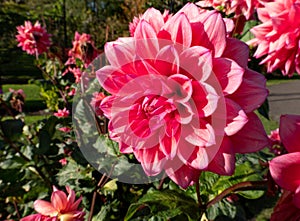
[269,128,280,143]
[249,0,300,76]
[59,158,68,165]
[16,21,51,56]
[21,186,84,221]
[269,115,300,219]
[66,32,100,67]
[90,92,106,116]
[68,88,76,96]
[59,127,72,133]
[97,3,269,188]
[68,67,83,83]
[54,108,70,118]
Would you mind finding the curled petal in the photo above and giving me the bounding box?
[269,152,300,192]
[279,114,300,153]
[228,69,268,113]
[165,157,201,189]
[231,112,269,153]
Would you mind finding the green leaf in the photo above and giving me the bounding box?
[0,119,24,141]
[57,158,93,189]
[257,98,270,120]
[36,129,51,154]
[125,189,200,221]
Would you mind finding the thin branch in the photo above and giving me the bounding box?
[88,173,107,221]
[206,180,268,208]
[13,199,21,220]
[195,181,203,208]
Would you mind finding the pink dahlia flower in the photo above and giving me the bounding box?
[97,3,268,188]
[249,0,300,76]
[16,21,51,56]
[21,186,85,221]
[66,32,100,67]
[197,0,259,20]
[269,115,300,219]
[54,108,70,118]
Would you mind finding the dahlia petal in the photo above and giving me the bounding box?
[66,186,76,205]
[155,45,180,76]
[177,141,209,170]
[213,57,244,95]
[105,39,134,67]
[20,214,46,221]
[176,2,201,22]
[134,20,159,59]
[294,186,300,209]
[185,123,215,147]
[165,157,200,189]
[257,8,270,23]
[269,152,300,192]
[140,8,165,33]
[51,190,68,211]
[224,98,248,136]
[96,65,135,94]
[200,11,227,57]
[179,46,213,81]
[134,146,167,176]
[69,196,82,211]
[279,114,300,153]
[223,38,249,68]
[119,142,133,154]
[34,200,58,216]
[159,135,178,160]
[271,190,300,221]
[231,112,269,153]
[163,12,192,48]
[228,69,268,113]
[202,83,220,117]
[205,137,235,175]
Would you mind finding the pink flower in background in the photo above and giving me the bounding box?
[90,92,106,116]
[59,158,68,165]
[269,115,300,220]
[16,21,51,56]
[269,128,280,143]
[54,108,70,118]
[21,186,85,221]
[197,0,258,20]
[249,0,300,76]
[59,127,72,133]
[97,3,268,188]
[66,32,100,67]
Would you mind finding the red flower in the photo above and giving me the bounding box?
[269,115,300,219]
[97,3,268,188]
[21,186,85,221]
[90,92,106,116]
[249,0,300,76]
[66,32,100,67]
[54,108,70,118]
[16,21,51,56]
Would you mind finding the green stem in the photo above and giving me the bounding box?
[206,180,268,209]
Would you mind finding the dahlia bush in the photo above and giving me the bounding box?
[1,1,300,220]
